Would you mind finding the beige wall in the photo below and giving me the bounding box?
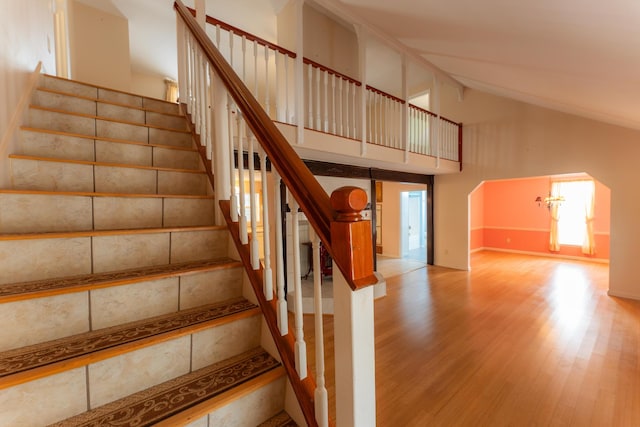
[69,1,131,92]
[435,87,640,299]
[303,4,358,80]
[0,0,56,187]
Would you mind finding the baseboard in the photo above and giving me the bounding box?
[0,62,43,187]
[477,247,610,264]
[607,290,640,301]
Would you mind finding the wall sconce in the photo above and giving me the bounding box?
[535,193,565,210]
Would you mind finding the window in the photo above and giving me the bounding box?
[552,180,595,247]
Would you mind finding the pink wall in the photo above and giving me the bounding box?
[470,176,610,260]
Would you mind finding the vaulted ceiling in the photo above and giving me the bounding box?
[83,0,640,130]
[329,0,640,130]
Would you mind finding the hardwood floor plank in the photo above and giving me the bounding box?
[302,251,640,425]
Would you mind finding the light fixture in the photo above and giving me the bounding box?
[536,193,565,210]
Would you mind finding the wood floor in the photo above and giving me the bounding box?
[303,251,640,426]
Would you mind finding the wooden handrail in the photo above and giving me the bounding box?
[303,57,362,87]
[408,103,462,126]
[365,85,406,104]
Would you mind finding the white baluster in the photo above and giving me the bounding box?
[323,71,328,132]
[237,114,248,244]
[338,78,343,136]
[315,67,321,130]
[331,74,337,135]
[176,18,187,107]
[248,132,259,270]
[205,64,213,160]
[345,82,350,139]
[241,35,246,84]
[275,52,281,121]
[194,49,201,132]
[228,106,238,223]
[352,82,357,139]
[229,30,235,74]
[253,40,259,102]
[290,196,307,379]
[264,46,270,116]
[274,171,287,334]
[284,55,290,123]
[260,148,273,300]
[307,65,313,128]
[309,228,328,427]
[215,24,220,49]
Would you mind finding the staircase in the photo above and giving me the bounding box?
[0,74,297,426]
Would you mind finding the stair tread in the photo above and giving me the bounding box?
[0,258,240,303]
[49,347,280,427]
[9,154,206,174]
[258,411,299,427]
[0,297,258,379]
[21,126,197,152]
[29,104,191,133]
[0,224,225,241]
[0,189,214,199]
[35,87,184,118]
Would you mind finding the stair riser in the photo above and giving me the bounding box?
[11,158,209,195]
[0,314,261,427]
[0,229,228,285]
[20,130,202,169]
[40,76,180,115]
[205,377,286,426]
[0,193,215,233]
[0,266,244,351]
[27,109,192,147]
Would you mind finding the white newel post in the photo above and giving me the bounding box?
[333,270,376,427]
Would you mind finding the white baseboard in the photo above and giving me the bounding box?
[476,247,610,264]
[607,290,640,301]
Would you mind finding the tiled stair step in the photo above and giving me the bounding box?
[0,189,215,233]
[26,106,192,148]
[0,225,229,285]
[0,297,260,388]
[48,348,284,427]
[9,155,209,195]
[259,411,299,427]
[0,257,241,304]
[19,127,200,169]
[41,74,180,115]
[32,87,188,131]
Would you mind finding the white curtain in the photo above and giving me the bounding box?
[581,180,596,255]
[165,78,178,103]
[549,181,563,252]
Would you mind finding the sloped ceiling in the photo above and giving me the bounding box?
[86,0,640,130]
[330,0,640,130]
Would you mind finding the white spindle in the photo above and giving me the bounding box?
[248,132,259,270]
[228,107,238,222]
[310,228,328,427]
[205,64,213,160]
[274,171,287,334]
[285,55,290,123]
[307,65,313,128]
[315,67,321,130]
[265,46,271,116]
[331,75,337,135]
[338,78,343,136]
[237,114,248,244]
[215,24,220,48]
[229,30,235,74]
[323,72,328,132]
[345,82,350,139]
[253,40,259,101]
[290,196,307,379]
[352,82,357,139]
[260,148,273,300]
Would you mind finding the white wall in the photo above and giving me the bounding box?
[0,0,56,187]
[435,87,640,300]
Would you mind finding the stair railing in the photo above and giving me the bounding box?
[174,2,378,426]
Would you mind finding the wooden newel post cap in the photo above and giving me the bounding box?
[331,186,367,222]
